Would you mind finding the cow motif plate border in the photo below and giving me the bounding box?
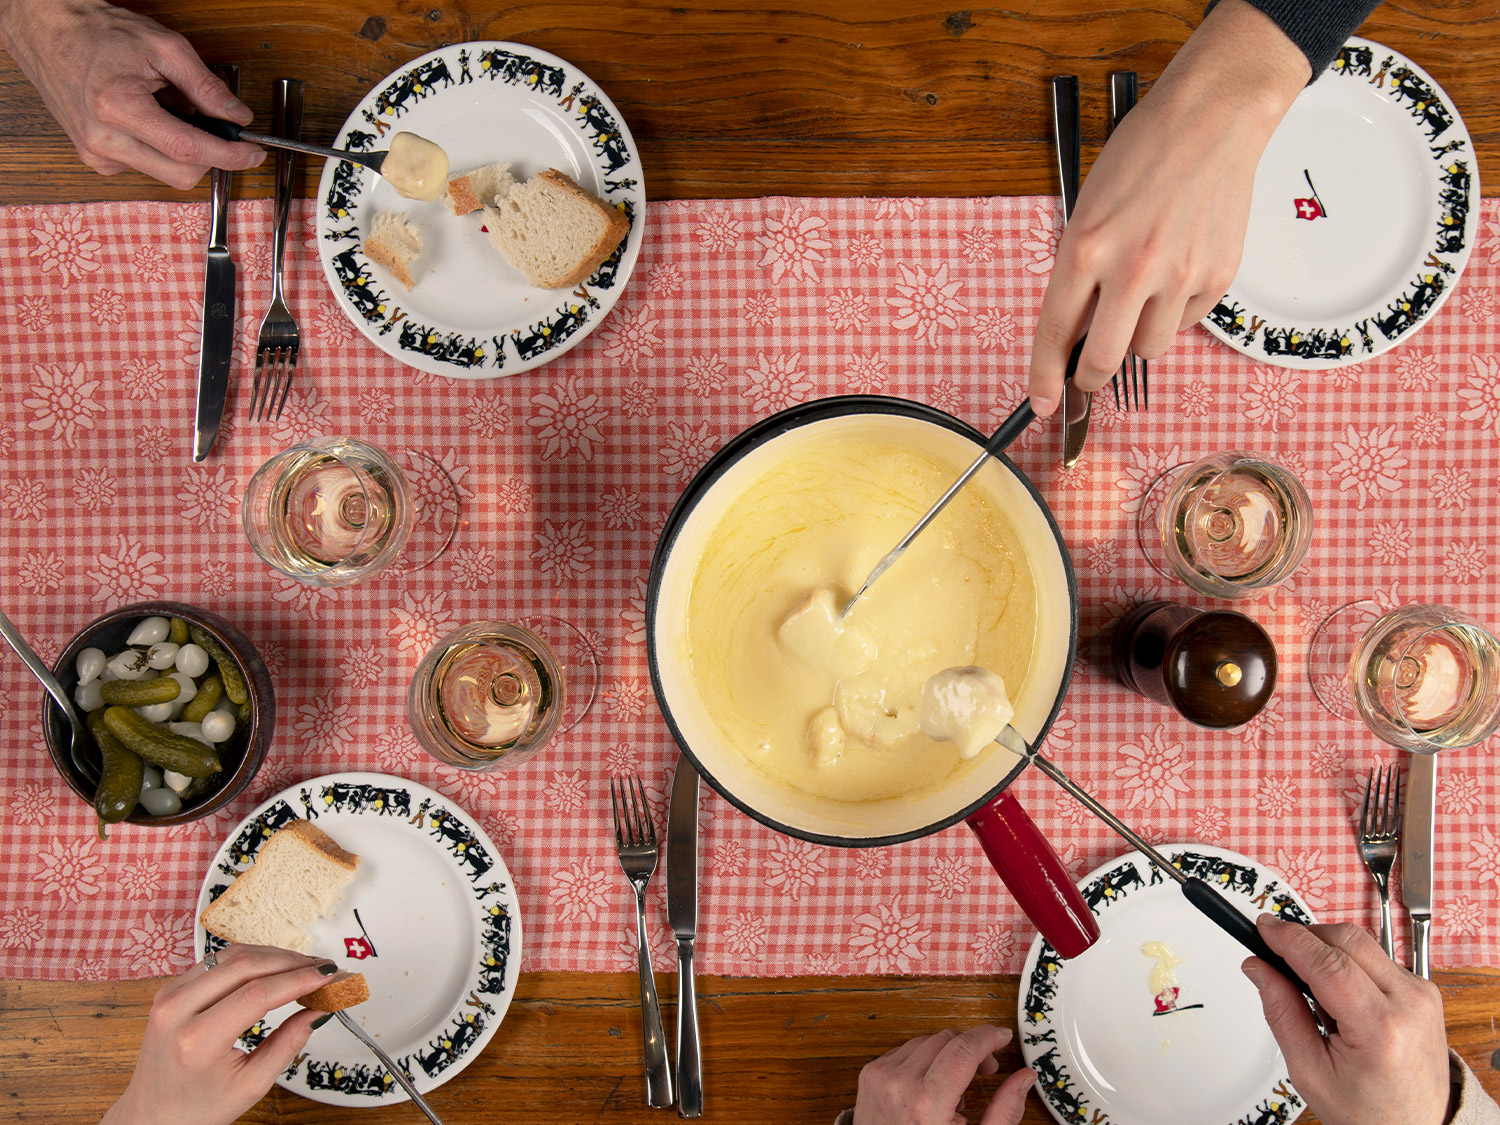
[1018,845,1315,1125]
[314,41,645,378]
[1203,37,1477,370]
[194,772,521,1107]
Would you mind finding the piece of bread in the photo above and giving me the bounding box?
[442,162,515,216]
[298,970,370,1013]
[481,168,629,289]
[363,209,423,289]
[199,820,359,954]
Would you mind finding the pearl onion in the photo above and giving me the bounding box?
[127,617,170,646]
[200,711,235,744]
[75,648,106,686]
[174,644,210,678]
[146,643,180,670]
[140,787,182,816]
[74,679,105,712]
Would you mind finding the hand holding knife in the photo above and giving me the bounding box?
[666,756,703,1118]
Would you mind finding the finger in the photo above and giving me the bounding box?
[1028,267,1096,417]
[889,1027,959,1073]
[1304,921,1413,997]
[925,1025,1011,1096]
[1178,290,1225,331]
[235,1005,322,1093]
[169,944,329,1015]
[1255,915,1386,1026]
[1242,957,1332,1098]
[1075,287,1145,392]
[205,962,346,1039]
[146,31,254,125]
[1130,293,1184,361]
[978,1067,1035,1125]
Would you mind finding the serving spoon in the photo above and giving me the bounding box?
[0,608,98,785]
[840,339,1086,622]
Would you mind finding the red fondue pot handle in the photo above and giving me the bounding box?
[967,790,1099,958]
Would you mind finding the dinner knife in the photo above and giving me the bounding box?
[192,64,239,462]
[1051,76,1090,469]
[1402,752,1436,978]
[666,756,703,1118]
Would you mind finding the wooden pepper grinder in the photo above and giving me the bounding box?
[1112,601,1277,728]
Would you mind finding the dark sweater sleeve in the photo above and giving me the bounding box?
[1205,0,1385,78]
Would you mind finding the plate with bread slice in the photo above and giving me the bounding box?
[195,772,521,1106]
[315,41,645,377]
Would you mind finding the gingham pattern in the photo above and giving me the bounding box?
[1,196,1497,982]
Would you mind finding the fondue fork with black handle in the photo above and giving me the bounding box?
[840,339,1086,622]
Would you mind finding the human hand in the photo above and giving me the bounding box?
[1026,0,1310,415]
[854,1024,1035,1124]
[0,0,265,189]
[101,944,338,1125]
[1243,914,1453,1125]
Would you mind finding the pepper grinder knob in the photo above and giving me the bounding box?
[1112,600,1277,728]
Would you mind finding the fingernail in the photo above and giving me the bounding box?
[1257,912,1283,928]
[1032,396,1057,417]
[1241,962,1265,989]
[225,98,253,124]
[311,1013,332,1029]
[318,962,338,975]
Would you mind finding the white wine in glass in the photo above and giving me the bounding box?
[243,437,412,586]
[1312,602,1500,753]
[1150,452,1313,599]
[408,622,564,770]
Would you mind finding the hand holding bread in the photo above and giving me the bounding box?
[100,945,340,1125]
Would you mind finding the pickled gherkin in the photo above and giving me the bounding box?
[88,710,144,828]
[189,625,248,705]
[99,677,182,707]
[181,675,223,723]
[102,706,220,776]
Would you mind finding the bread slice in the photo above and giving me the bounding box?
[298,970,369,1012]
[363,209,423,289]
[199,820,359,954]
[481,168,629,289]
[442,162,515,216]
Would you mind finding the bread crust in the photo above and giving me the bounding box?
[364,236,415,289]
[298,971,370,1013]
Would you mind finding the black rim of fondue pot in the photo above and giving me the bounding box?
[646,395,1079,848]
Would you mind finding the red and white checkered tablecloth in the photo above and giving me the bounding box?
[0,195,1497,982]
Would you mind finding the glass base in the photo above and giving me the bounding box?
[1308,599,1382,721]
[1135,462,1191,581]
[390,449,462,575]
[518,615,600,733]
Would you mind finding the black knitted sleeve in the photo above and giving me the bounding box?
[1204,0,1385,78]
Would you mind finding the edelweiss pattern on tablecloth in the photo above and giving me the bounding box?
[0,196,1497,981]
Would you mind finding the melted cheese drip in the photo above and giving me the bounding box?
[382,132,450,201]
[684,429,1038,803]
[1142,941,1184,995]
[919,666,1015,760]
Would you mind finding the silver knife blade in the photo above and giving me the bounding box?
[1402,752,1435,976]
[1061,378,1091,468]
[193,63,238,462]
[667,757,699,938]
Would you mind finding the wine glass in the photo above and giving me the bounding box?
[1310,602,1500,753]
[243,437,458,586]
[1136,451,1313,599]
[407,619,600,771]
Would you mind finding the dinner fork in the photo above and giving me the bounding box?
[1358,763,1402,959]
[250,78,304,421]
[611,775,675,1108]
[1108,71,1148,412]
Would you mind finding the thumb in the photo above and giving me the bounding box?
[978,1067,1034,1125]
[1243,959,1331,1094]
[237,1007,321,1092]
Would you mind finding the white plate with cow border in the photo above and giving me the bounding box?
[1202,37,1478,369]
[193,771,521,1106]
[1018,845,1315,1125]
[314,41,645,378]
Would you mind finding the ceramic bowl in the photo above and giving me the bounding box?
[43,601,275,826]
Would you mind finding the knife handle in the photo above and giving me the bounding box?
[675,938,703,1118]
[1050,75,1081,225]
[169,107,246,144]
[1411,916,1431,980]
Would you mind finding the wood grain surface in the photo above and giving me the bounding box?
[2,969,1498,1123]
[0,1,1495,203]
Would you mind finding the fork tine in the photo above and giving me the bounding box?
[633,775,655,845]
[1387,763,1402,836]
[249,349,267,420]
[1141,357,1149,410]
[1110,367,1122,410]
[271,346,298,420]
[610,777,624,842]
[1360,767,1375,837]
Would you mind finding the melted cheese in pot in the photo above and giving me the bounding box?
[382,132,449,201]
[684,429,1039,804]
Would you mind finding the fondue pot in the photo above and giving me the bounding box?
[646,397,1098,958]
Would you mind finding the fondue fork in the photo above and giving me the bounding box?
[839,341,1084,623]
[994,725,1324,1015]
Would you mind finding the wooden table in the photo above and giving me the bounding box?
[2,2,1498,1121]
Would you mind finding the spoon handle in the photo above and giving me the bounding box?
[0,609,75,719]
